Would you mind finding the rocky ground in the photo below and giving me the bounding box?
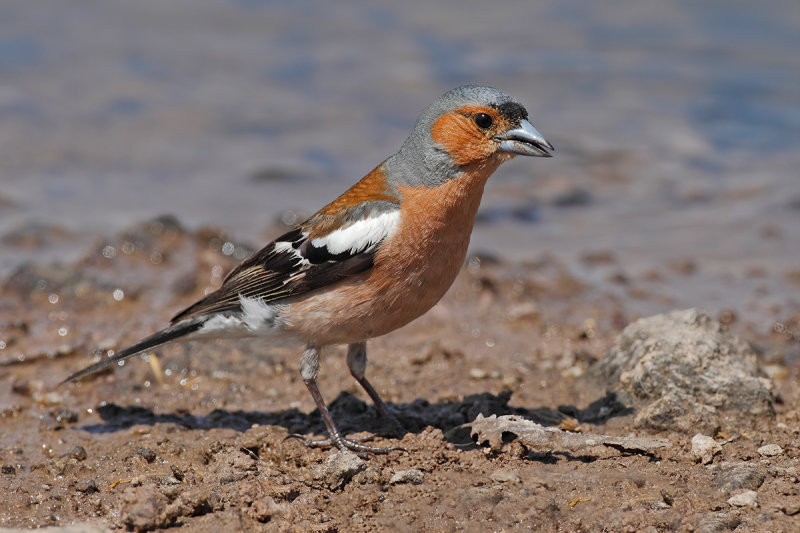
[1,218,799,532]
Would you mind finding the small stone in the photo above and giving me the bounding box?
[159,465,185,486]
[11,379,30,395]
[692,434,722,464]
[650,500,671,510]
[713,462,766,494]
[410,347,434,365]
[470,368,488,379]
[390,469,424,485]
[75,479,99,494]
[782,500,800,516]
[696,512,739,533]
[1,464,15,475]
[175,487,218,516]
[122,486,173,531]
[170,465,184,482]
[727,490,758,507]
[137,447,157,463]
[65,445,88,461]
[489,467,521,484]
[558,418,581,432]
[247,495,286,523]
[506,302,540,322]
[322,451,366,490]
[54,408,79,424]
[231,451,257,472]
[161,474,183,486]
[756,443,783,457]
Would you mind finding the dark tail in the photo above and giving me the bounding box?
[62,318,206,384]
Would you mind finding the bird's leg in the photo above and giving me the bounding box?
[346,342,406,434]
[292,344,401,454]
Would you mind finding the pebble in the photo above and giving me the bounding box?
[247,495,287,523]
[782,500,800,516]
[649,500,671,510]
[322,451,366,489]
[75,479,99,494]
[65,445,88,461]
[470,368,488,379]
[505,302,540,322]
[712,462,766,494]
[137,447,157,463]
[489,467,521,484]
[390,469,424,485]
[121,486,171,531]
[470,368,501,380]
[691,434,721,464]
[756,443,783,457]
[696,512,738,532]
[727,490,758,507]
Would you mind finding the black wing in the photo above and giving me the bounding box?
[171,207,399,322]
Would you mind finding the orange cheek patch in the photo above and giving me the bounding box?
[431,113,495,166]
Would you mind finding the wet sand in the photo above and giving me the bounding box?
[1,219,799,531]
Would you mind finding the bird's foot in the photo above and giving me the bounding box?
[285,432,404,455]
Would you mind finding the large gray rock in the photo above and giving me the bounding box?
[594,309,774,432]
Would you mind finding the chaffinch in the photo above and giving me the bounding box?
[66,85,553,453]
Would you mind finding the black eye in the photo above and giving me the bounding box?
[474,113,493,129]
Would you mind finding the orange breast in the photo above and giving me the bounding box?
[284,160,501,346]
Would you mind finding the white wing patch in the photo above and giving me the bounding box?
[272,241,295,253]
[311,210,401,256]
[273,237,311,268]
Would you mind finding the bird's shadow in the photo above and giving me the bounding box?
[79,390,633,450]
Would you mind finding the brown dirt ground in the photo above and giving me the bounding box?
[1,219,799,532]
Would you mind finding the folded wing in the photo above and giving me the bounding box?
[171,203,401,322]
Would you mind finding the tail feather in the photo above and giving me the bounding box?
[62,318,206,384]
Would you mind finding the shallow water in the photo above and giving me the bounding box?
[1,0,798,326]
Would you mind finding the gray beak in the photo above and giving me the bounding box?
[496,119,554,157]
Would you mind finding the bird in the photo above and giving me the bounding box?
[64,85,553,453]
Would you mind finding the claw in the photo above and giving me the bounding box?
[286,432,404,455]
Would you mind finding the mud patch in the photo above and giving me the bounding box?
[2,220,799,531]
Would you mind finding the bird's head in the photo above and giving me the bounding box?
[427,85,553,164]
[386,85,553,188]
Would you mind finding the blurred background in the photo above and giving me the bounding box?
[1,0,798,325]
